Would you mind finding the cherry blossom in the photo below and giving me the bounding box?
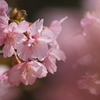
[17,19,54,61]
[0,21,29,58]
[81,13,100,45]
[0,65,9,84]
[78,74,100,95]
[48,17,68,47]
[0,0,66,87]
[0,65,22,100]
[42,45,66,74]
[78,3,100,95]
[0,0,8,15]
[50,16,67,35]
[0,0,9,31]
[42,52,57,74]
[0,16,8,32]
[8,60,47,86]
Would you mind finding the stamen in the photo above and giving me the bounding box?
[34,41,37,46]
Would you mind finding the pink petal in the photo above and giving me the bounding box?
[30,61,47,78]
[14,21,29,34]
[27,74,36,85]
[2,42,14,58]
[43,55,57,74]
[0,0,8,14]
[28,19,43,36]
[41,28,54,38]
[50,17,67,35]
[50,20,62,35]
[17,41,33,61]
[8,63,23,86]
[35,19,43,33]
[50,48,66,61]
[0,17,8,31]
[0,71,8,81]
[0,34,6,46]
[7,22,17,32]
[31,40,48,60]
[59,16,68,23]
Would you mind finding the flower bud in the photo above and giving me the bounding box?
[10,8,27,24]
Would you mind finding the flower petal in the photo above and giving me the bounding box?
[14,21,29,34]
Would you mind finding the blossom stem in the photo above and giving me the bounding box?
[14,51,21,64]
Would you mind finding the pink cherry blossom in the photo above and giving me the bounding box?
[0,16,8,32]
[0,4,9,32]
[42,54,57,74]
[0,0,8,15]
[0,0,9,23]
[0,65,9,84]
[0,65,22,100]
[8,60,47,86]
[17,19,54,61]
[42,45,66,74]
[78,74,100,95]
[0,21,29,58]
[81,13,100,45]
[0,71,8,83]
[41,17,67,74]
[49,46,66,62]
[50,16,67,35]
[81,14,100,30]
[48,17,67,48]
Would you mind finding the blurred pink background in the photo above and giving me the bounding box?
[31,0,100,100]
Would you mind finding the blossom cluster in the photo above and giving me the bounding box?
[78,4,100,95]
[0,0,66,86]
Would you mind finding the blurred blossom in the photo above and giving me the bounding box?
[78,73,100,95]
[76,0,100,95]
[30,0,100,98]
[0,65,21,100]
[30,7,100,100]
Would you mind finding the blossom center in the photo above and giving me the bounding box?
[7,32,14,40]
[25,67,31,72]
